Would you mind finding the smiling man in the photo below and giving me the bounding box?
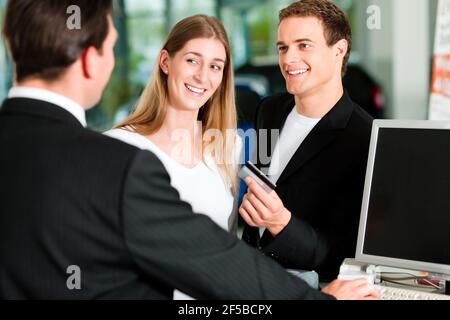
[240,0,374,282]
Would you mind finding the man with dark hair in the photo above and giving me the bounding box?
[240,0,374,282]
[3,1,112,83]
[0,0,378,299]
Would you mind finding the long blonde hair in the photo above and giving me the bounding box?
[115,15,239,194]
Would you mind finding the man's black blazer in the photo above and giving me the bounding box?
[243,92,373,281]
[0,98,332,299]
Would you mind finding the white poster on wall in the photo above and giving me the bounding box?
[429,0,450,120]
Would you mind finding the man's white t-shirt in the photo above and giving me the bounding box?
[268,107,321,184]
[259,107,321,237]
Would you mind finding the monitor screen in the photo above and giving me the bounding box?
[356,120,450,278]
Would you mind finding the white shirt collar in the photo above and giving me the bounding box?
[289,106,321,125]
[8,87,87,127]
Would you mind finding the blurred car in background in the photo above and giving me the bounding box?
[235,62,385,124]
[342,64,385,119]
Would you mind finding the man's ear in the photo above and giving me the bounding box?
[81,46,99,79]
[335,39,348,59]
[159,49,170,75]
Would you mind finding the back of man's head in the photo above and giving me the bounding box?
[279,0,352,76]
[2,0,113,83]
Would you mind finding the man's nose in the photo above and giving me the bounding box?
[284,47,302,65]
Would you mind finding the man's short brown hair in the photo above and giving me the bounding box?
[2,0,113,82]
[279,0,352,76]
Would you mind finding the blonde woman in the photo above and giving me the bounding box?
[105,15,241,299]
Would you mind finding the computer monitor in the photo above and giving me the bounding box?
[355,120,450,280]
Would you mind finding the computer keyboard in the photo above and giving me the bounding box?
[375,285,450,300]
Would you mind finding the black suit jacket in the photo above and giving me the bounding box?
[0,97,333,300]
[243,92,373,281]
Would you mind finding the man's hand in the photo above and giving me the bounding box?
[322,279,380,300]
[239,177,291,236]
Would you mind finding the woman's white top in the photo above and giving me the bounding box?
[106,128,238,231]
[105,128,240,300]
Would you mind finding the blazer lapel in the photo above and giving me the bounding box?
[257,96,294,170]
[276,92,355,185]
